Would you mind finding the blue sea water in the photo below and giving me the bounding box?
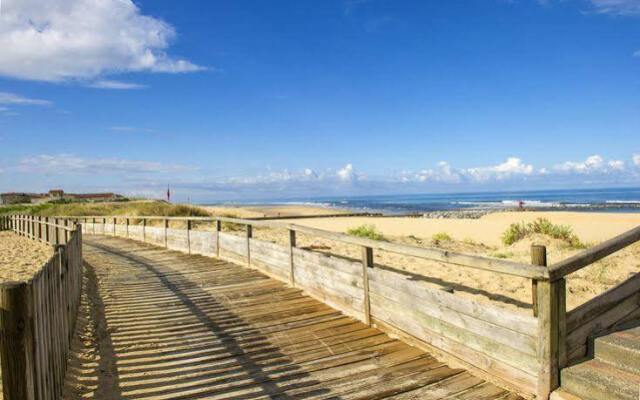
[248,187,640,215]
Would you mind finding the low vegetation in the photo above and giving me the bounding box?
[431,232,452,242]
[490,252,514,259]
[0,201,211,218]
[346,224,386,241]
[501,218,584,248]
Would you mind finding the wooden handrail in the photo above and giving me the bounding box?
[12,215,76,231]
[549,225,640,281]
[66,214,550,280]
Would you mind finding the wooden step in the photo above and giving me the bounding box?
[550,389,583,400]
[561,359,640,400]
[594,326,640,375]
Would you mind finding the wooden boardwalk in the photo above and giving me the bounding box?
[62,236,524,400]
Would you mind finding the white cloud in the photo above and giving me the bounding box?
[608,160,625,170]
[463,157,534,182]
[337,163,358,182]
[554,154,628,174]
[633,154,640,166]
[0,0,203,82]
[589,0,640,16]
[16,154,193,175]
[88,80,146,90]
[0,92,51,106]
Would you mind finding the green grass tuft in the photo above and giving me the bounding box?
[346,224,386,241]
[501,218,584,247]
[431,232,452,242]
[490,252,514,259]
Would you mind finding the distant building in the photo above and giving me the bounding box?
[0,192,35,205]
[0,190,125,205]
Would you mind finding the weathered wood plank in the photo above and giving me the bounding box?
[368,267,537,336]
[368,279,537,355]
[370,292,539,376]
[566,272,640,333]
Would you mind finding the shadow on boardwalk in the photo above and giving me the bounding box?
[62,236,523,400]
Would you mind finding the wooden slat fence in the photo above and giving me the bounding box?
[70,215,640,400]
[0,215,83,400]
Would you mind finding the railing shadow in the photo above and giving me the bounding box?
[64,238,332,399]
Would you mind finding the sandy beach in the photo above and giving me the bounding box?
[201,204,352,218]
[0,232,53,282]
[238,210,640,314]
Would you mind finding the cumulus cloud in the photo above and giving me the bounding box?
[553,154,626,174]
[633,154,640,166]
[0,0,203,82]
[337,164,358,182]
[464,157,534,182]
[16,154,193,175]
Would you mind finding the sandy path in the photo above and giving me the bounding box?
[0,231,53,282]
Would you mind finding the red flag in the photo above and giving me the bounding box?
[167,185,171,203]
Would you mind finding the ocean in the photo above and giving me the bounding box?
[235,187,640,215]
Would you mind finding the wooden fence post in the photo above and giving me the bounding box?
[126,218,129,238]
[54,218,60,245]
[246,224,252,268]
[45,217,50,244]
[142,218,147,242]
[288,229,296,286]
[0,282,35,400]
[215,220,221,258]
[534,244,564,400]
[531,245,546,317]
[362,246,373,326]
[187,220,192,254]
[164,219,169,248]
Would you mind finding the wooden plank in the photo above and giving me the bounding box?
[549,225,640,280]
[0,282,36,400]
[372,317,537,398]
[536,279,560,400]
[566,272,640,332]
[218,232,248,256]
[566,290,640,353]
[362,246,373,326]
[368,280,537,356]
[370,292,539,376]
[292,247,363,278]
[289,229,296,286]
[368,267,537,336]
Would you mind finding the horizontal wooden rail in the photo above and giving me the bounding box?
[549,225,640,280]
[67,214,549,280]
[12,215,76,231]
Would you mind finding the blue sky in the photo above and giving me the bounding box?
[0,0,639,202]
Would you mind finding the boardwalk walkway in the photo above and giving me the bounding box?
[62,236,523,399]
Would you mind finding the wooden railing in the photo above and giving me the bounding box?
[68,215,640,400]
[0,215,83,400]
[0,215,10,231]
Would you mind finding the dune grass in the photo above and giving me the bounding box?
[431,232,452,242]
[346,224,386,241]
[502,217,585,248]
[0,201,211,218]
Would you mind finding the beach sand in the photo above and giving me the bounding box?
[241,211,640,314]
[200,204,351,218]
[0,231,53,282]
